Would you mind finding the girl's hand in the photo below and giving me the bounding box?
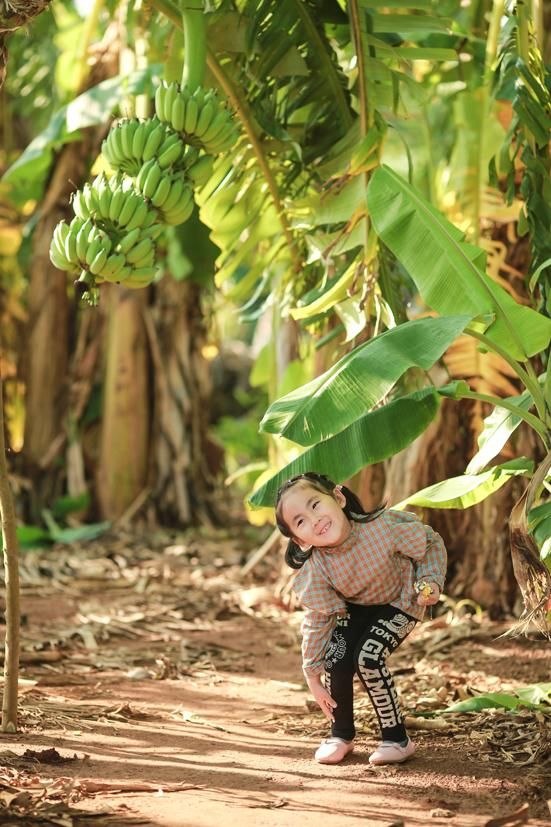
[415,580,440,607]
[306,675,337,722]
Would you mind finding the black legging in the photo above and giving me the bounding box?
[324,603,416,743]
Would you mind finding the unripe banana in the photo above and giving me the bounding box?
[116,227,142,255]
[119,119,138,158]
[131,121,148,159]
[136,159,153,194]
[187,155,214,186]
[108,185,125,222]
[89,247,109,276]
[160,177,185,213]
[76,219,92,261]
[72,189,90,221]
[183,96,199,134]
[163,83,179,125]
[158,139,183,170]
[141,224,164,241]
[170,94,186,132]
[101,253,127,281]
[201,107,228,143]
[125,200,149,232]
[155,82,167,122]
[163,192,194,226]
[64,226,79,263]
[86,237,104,267]
[143,162,163,200]
[142,119,166,162]
[126,238,154,264]
[118,193,140,227]
[150,174,172,208]
[195,100,216,139]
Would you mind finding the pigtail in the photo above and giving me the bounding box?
[284,539,313,570]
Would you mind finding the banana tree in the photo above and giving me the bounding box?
[250,166,551,630]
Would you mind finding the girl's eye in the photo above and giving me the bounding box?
[312,501,319,509]
[297,518,303,527]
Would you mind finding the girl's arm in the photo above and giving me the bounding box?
[306,673,337,722]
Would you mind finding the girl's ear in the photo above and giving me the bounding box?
[334,485,346,507]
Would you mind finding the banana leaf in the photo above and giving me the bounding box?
[250,387,440,507]
[441,683,551,713]
[366,166,551,360]
[394,458,534,510]
[259,314,472,445]
[466,390,534,474]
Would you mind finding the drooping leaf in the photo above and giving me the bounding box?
[394,458,533,510]
[442,683,551,713]
[259,315,472,446]
[466,390,534,474]
[250,387,441,507]
[366,166,551,360]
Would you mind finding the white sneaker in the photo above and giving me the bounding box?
[314,737,354,764]
[369,738,416,765]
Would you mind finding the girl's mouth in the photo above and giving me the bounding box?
[317,521,331,536]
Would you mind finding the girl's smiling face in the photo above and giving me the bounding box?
[279,482,352,550]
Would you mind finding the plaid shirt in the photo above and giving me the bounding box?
[292,509,447,676]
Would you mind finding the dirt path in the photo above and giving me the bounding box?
[2,539,551,826]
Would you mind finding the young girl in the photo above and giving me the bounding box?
[275,472,447,766]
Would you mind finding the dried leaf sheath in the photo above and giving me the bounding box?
[509,449,551,635]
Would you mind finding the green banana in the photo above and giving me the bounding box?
[143,162,163,200]
[119,119,137,158]
[125,200,149,232]
[194,100,217,142]
[64,225,79,263]
[151,174,172,208]
[89,247,109,276]
[108,185,125,222]
[200,107,228,144]
[72,189,90,221]
[158,139,183,169]
[141,224,164,241]
[131,121,148,159]
[85,237,103,267]
[118,192,140,227]
[101,253,127,281]
[126,238,154,264]
[136,159,154,194]
[161,177,186,213]
[142,119,166,162]
[170,94,186,132]
[163,83,179,126]
[155,82,167,123]
[116,227,142,255]
[187,155,214,186]
[163,191,194,226]
[183,96,199,134]
[76,219,92,261]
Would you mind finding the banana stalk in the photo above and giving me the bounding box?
[180,0,206,93]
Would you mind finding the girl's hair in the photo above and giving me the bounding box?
[275,472,385,569]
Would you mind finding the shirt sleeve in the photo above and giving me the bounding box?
[301,610,337,677]
[388,509,447,590]
[292,560,346,677]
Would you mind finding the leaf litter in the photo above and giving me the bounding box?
[2,526,551,823]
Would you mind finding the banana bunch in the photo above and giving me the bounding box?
[51,75,237,302]
[155,81,237,156]
[102,117,199,177]
[72,173,160,232]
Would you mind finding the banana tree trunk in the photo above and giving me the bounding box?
[147,278,217,525]
[95,289,150,520]
[22,29,118,519]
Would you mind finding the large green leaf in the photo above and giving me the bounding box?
[366,166,551,360]
[259,314,472,445]
[466,390,534,474]
[394,458,533,510]
[250,388,441,507]
[442,683,551,713]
